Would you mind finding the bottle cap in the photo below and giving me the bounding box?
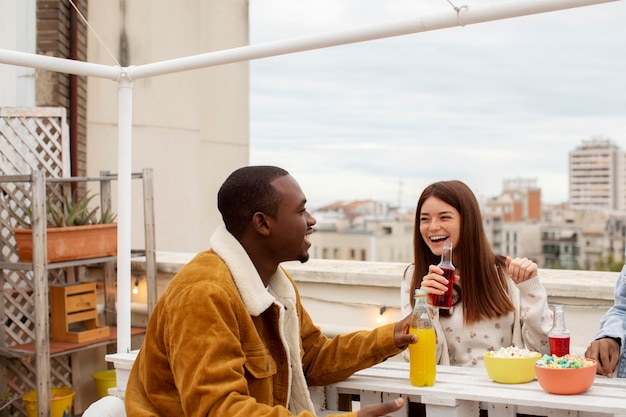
[414,289,427,297]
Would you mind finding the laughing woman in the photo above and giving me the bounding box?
[401,180,552,366]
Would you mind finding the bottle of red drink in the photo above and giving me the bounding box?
[548,304,570,357]
[432,242,455,309]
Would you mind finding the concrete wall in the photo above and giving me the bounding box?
[86,1,250,254]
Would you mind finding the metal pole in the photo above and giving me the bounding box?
[0,0,619,82]
[117,74,133,354]
[0,48,120,80]
[126,0,618,80]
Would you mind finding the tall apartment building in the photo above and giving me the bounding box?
[569,138,621,211]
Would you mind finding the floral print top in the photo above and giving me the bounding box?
[401,264,552,367]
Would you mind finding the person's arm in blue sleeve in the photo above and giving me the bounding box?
[585,267,626,377]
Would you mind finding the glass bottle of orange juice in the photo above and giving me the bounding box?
[409,289,436,386]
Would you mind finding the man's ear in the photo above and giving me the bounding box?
[251,212,271,236]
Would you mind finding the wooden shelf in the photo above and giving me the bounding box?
[0,250,147,271]
[2,327,146,358]
[0,169,156,416]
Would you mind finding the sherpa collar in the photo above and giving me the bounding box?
[209,225,315,414]
[209,225,296,317]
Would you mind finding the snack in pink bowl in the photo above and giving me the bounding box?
[534,354,597,395]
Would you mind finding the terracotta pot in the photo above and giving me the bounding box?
[13,224,118,263]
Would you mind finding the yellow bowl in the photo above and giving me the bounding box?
[483,351,542,384]
[534,358,597,395]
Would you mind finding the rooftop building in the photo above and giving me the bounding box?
[310,201,414,262]
[569,137,621,211]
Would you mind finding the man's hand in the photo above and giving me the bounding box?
[393,314,416,349]
[357,397,404,417]
[585,337,621,377]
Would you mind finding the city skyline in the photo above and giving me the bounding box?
[249,0,626,209]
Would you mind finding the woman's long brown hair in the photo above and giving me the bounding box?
[410,180,514,324]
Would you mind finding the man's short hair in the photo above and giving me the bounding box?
[217,165,289,238]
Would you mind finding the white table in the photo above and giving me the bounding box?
[323,362,626,417]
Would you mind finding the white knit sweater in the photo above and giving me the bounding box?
[401,264,552,366]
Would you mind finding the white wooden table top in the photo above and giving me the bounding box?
[325,361,626,416]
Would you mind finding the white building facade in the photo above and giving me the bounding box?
[569,138,621,211]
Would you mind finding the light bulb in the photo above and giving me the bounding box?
[376,306,387,324]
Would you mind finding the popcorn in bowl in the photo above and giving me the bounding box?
[483,347,542,384]
[485,346,541,358]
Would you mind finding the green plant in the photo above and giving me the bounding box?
[10,192,116,228]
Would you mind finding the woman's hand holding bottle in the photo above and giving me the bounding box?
[420,264,459,298]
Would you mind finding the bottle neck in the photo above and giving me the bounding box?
[414,295,428,306]
[551,306,568,332]
[439,244,454,268]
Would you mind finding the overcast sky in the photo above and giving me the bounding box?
[248,0,626,209]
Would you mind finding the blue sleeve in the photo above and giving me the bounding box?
[594,265,626,348]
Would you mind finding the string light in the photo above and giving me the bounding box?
[376,306,387,324]
[132,276,139,295]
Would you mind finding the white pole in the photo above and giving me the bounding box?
[0,0,619,82]
[0,48,120,80]
[117,74,133,353]
[126,0,617,80]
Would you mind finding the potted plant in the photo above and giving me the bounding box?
[11,191,118,263]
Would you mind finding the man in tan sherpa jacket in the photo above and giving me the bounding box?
[125,166,415,417]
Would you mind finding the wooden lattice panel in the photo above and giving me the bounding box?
[0,107,69,265]
[0,107,71,416]
[1,107,69,341]
[0,107,70,179]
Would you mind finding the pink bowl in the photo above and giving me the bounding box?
[534,359,597,395]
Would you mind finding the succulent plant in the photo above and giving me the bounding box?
[10,191,116,228]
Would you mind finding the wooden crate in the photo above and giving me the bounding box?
[50,282,110,343]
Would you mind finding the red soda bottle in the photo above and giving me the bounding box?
[432,242,455,309]
[548,304,570,357]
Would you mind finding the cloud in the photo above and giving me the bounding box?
[249,0,626,207]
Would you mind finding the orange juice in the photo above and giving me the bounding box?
[409,327,436,386]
